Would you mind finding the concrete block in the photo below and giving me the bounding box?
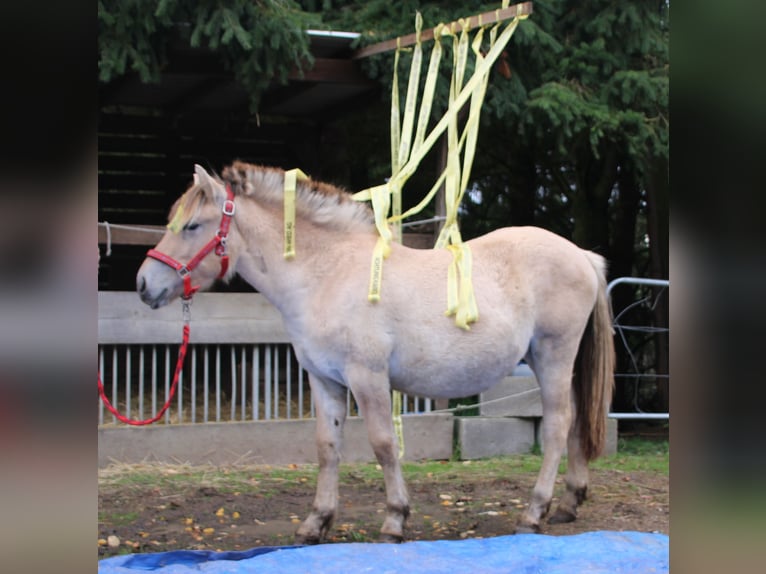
[480,374,541,417]
[98,413,454,468]
[535,417,618,456]
[605,417,618,455]
[456,417,536,460]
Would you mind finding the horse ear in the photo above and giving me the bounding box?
[194,164,213,187]
[193,163,226,201]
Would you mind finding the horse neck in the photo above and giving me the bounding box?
[232,196,370,314]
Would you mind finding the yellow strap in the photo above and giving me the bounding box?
[390,165,448,224]
[405,15,524,178]
[445,244,460,317]
[367,183,393,300]
[392,390,405,460]
[356,14,525,207]
[453,18,470,98]
[460,26,487,195]
[350,18,444,208]
[351,187,372,202]
[397,12,423,172]
[413,23,443,155]
[356,9,527,319]
[446,243,479,329]
[367,236,389,303]
[456,242,479,327]
[390,42,401,176]
[433,21,486,326]
[283,168,308,260]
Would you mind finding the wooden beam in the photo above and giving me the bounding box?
[352,2,533,60]
[288,58,376,85]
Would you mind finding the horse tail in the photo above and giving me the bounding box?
[574,252,615,461]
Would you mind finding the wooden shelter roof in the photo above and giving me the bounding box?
[99,30,377,119]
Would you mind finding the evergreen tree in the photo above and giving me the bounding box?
[98,0,315,112]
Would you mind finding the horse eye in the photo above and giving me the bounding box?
[184,222,200,231]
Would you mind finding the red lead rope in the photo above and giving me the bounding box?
[98,323,190,426]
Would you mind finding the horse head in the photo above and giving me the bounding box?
[137,164,239,309]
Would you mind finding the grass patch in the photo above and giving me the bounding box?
[616,436,669,456]
[99,462,319,495]
[592,436,668,473]
[99,437,667,493]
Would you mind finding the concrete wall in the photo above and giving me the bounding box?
[99,410,616,468]
[99,369,618,466]
[455,417,536,460]
[454,367,618,459]
[98,413,454,468]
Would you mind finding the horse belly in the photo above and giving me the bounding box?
[385,314,530,399]
[388,352,519,400]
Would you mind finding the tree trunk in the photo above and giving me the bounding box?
[644,156,669,412]
[505,144,537,228]
[609,163,642,413]
[571,146,618,256]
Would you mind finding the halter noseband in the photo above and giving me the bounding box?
[146,183,236,300]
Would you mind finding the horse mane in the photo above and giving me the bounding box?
[221,160,375,233]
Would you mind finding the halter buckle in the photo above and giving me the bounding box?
[222,199,236,216]
[177,266,190,278]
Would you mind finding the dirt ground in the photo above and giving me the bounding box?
[98,443,668,558]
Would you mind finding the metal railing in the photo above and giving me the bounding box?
[606,277,669,421]
[97,290,439,426]
[97,341,438,426]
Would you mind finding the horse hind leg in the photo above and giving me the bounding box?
[548,419,589,524]
[515,344,576,534]
[295,375,347,544]
[550,289,614,525]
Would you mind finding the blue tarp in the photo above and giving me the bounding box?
[99,531,668,573]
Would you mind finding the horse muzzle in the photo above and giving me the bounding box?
[136,263,177,309]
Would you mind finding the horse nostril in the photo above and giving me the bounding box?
[138,276,146,293]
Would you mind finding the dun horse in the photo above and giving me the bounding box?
[137,162,614,542]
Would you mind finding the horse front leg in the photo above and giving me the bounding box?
[295,375,347,544]
[346,363,410,543]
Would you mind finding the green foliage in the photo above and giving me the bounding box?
[616,436,669,457]
[313,0,667,235]
[98,0,173,83]
[98,0,314,112]
[517,1,668,167]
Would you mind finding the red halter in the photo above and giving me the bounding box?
[146,184,236,300]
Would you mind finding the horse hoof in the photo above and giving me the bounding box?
[514,523,540,534]
[548,508,577,524]
[294,533,322,545]
[379,532,405,544]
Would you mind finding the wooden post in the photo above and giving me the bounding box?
[434,135,448,247]
[352,2,533,59]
